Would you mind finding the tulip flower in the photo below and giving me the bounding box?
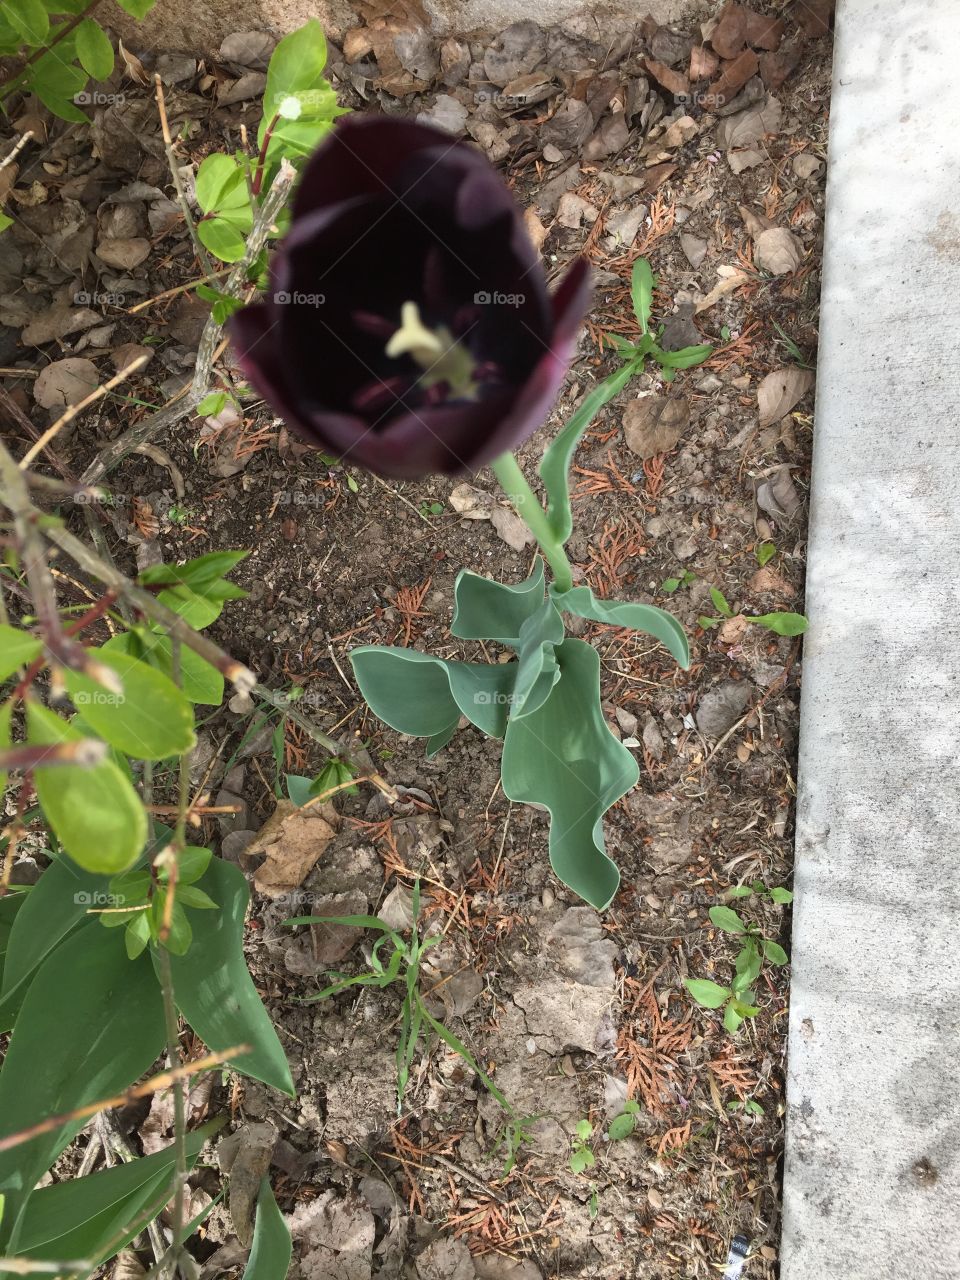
[230,115,590,480]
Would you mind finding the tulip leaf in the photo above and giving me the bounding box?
[510,597,563,719]
[550,584,690,669]
[451,558,547,646]
[26,701,147,875]
[501,638,638,910]
[539,363,635,546]
[0,924,165,1249]
[350,647,517,741]
[63,650,196,760]
[161,857,294,1096]
[243,1177,292,1280]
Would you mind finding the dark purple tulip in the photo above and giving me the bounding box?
[229,116,590,480]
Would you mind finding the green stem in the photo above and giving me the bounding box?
[489,453,574,593]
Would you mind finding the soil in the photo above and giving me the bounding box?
[0,4,834,1277]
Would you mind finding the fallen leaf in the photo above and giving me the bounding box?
[748,566,796,598]
[728,148,765,173]
[111,342,153,373]
[95,237,150,270]
[248,799,338,899]
[33,358,98,410]
[118,38,150,85]
[739,203,775,237]
[759,48,799,91]
[710,1,748,58]
[709,48,758,105]
[689,44,720,80]
[523,206,548,252]
[716,96,782,149]
[623,394,690,459]
[754,226,804,274]
[218,1122,277,1246]
[680,232,707,267]
[644,57,689,98]
[792,152,823,180]
[744,11,785,50]
[694,266,752,313]
[757,367,814,426]
[657,114,698,150]
[756,466,802,523]
[490,505,534,551]
[639,161,677,194]
[449,482,493,519]
[308,890,368,964]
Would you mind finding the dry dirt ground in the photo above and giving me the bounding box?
[0,2,834,1276]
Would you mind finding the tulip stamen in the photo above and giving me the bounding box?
[384,301,480,403]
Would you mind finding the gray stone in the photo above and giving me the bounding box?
[695,680,752,737]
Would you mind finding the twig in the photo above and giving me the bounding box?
[19,356,149,470]
[0,1047,246,1153]
[0,384,70,479]
[82,159,296,486]
[0,131,34,172]
[154,74,215,279]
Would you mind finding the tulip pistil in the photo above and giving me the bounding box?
[384,301,480,402]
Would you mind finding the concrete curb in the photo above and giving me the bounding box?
[782,2,960,1276]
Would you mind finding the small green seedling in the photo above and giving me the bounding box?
[755,542,777,568]
[685,896,790,1035]
[570,1119,596,1174]
[772,320,814,369]
[698,586,808,638]
[661,569,696,594]
[604,259,713,384]
[727,1097,765,1118]
[418,500,444,519]
[287,756,360,806]
[288,883,516,1122]
[607,1098,641,1141]
[727,880,793,906]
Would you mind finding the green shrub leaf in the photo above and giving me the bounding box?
[709,905,746,935]
[162,858,294,1096]
[0,624,42,681]
[26,702,147,875]
[75,18,114,80]
[64,650,196,759]
[684,979,731,1009]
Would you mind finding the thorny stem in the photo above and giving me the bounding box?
[489,452,574,593]
[154,75,216,280]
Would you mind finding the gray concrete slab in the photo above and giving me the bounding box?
[782,2,960,1277]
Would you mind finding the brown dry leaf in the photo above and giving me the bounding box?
[0,162,18,204]
[449,482,493,519]
[748,566,796,598]
[709,48,759,105]
[716,96,782,149]
[523,206,548,253]
[754,226,804,274]
[248,798,338,898]
[118,39,150,85]
[111,342,153,373]
[757,367,814,426]
[689,44,720,80]
[623,395,690,459]
[218,1121,277,1246]
[95,237,150,269]
[739,203,775,238]
[694,266,752,313]
[33,358,98,410]
[639,161,677,194]
[644,57,689,98]
[490,505,534,551]
[710,1,748,58]
[756,466,802,523]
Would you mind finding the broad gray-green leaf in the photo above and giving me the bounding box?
[550,584,690,669]
[26,702,147,875]
[539,364,635,546]
[0,624,42,682]
[501,638,638,910]
[510,597,564,719]
[163,858,294,1096]
[749,611,808,636]
[64,650,196,760]
[17,1120,221,1263]
[0,892,25,995]
[350,647,517,740]
[243,1177,292,1280]
[451,559,547,645]
[0,924,165,1249]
